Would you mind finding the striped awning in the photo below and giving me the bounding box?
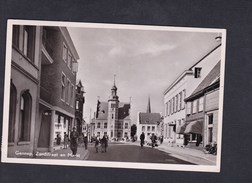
[176,123,187,134]
[184,121,203,135]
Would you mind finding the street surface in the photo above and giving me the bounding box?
[87,143,194,164]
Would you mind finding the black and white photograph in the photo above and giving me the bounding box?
[1,20,226,172]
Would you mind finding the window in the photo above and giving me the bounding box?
[192,100,197,114]
[167,101,170,116]
[199,96,204,112]
[147,126,150,131]
[71,84,74,106]
[169,100,172,115]
[171,98,173,114]
[76,101,79,110]
[208,114,213,125]
[142,126,145,131]
[125,123,128,129]
[175,95,178,112]
[208,127,213,143]
[179,92,182,110]
[63,43,68,62]
[97,132,100,137]
[165,102,168,117]
[12,25,20,47]
[124,132,128,138]
[104,123,107,129]
[177,94,180,111]
[97,122,101,128]
[172,97,175,114]
[104,132,107,136]
[8,83,17,143]
[19,91,32,141]
[186,102,191,115]
[61,73,66,100]
[152,126,155,132]
[23,26,35,61]
[67,51,72,68]
[194,67,202,78]
[66,79,70,104]
[182,90,186,109]
[111,104,116,108]
[112,114,114,119]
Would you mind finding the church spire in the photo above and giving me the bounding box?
[147,96,151,113]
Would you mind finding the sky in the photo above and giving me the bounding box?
[67,26,220,124]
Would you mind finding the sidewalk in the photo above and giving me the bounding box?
[126,141,216,165]
[35,146,89,160]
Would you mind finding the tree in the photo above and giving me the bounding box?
[130,124,137,141]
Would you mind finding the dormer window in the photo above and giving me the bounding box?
[194,67,202,78]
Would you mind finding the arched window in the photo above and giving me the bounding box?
[19,90,32,141]
[8,82,17,143]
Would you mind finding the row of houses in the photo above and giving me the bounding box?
[163,42,222,150]
[8,25,85,157]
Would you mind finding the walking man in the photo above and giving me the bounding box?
[83,135,88,150]
[70,126,79,156]
[140,132,145,148]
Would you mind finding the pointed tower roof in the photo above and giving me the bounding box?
[147,96,151,113]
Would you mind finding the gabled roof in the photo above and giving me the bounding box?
[96,102,131,120]
[185,61,221,101]
[96,102,109,120]
[139,112,162,125]
[118,103,131,120]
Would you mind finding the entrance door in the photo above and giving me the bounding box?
[38,112,51,147]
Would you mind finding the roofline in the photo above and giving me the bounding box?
[163,70,193,95]
[188,43,221,70]
[59,27,80,60]
[163,43,221,95]
[184,79,220,101]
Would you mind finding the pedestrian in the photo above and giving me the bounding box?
[63,132,69,149]
[56,134,61,145]
[140,132,145,148]
[151,133,156,148]
[104,134,109,152]
[94,136,100,153]
[100,135,106,153]
[83,135,88,150]
[160,135,163,144]
[70,126,79,156]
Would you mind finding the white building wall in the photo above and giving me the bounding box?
[163,45,221,146]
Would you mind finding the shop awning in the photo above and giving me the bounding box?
[184,121,203,135]
[176,123,187,134]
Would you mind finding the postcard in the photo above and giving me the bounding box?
[1,19,226,172]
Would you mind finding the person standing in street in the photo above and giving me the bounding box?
[83,135,88,150]
[70,126,79,156]
[140,132,145,148]
[151,133,157,148]
[63,132,69,149]
[104,134,109,152]
[94,136,100,153]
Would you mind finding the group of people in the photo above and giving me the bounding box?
[94,135,109,153]
[55,127,89,156]
[140,132,163,148]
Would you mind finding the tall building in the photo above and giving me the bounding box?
[75,80,85,135]
[163,44,221,147]
[136,97,162,140]
[8,25,42,157]
[94,79,131,140]
[7,24,80,156]
[183,62,220,149]
[36,26,79,152]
